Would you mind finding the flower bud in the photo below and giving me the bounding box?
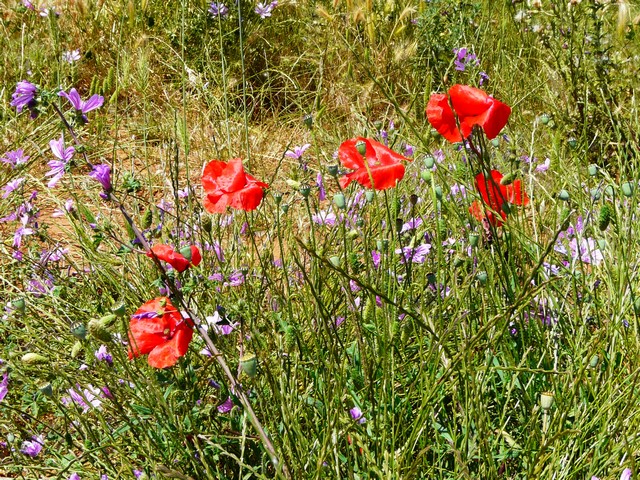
[622,182,635,198]
[424,156,435,169]
[71,341,83,358]
[589,354,599,368]
[329,256,341,267]
[179,246,193,262]
[299,185,311,198]
[347,229,359,240]
[365,190,375,203]
[469,233,479,247]
[39,383,53,397]
[112,302,127,317]
[333,193,346,210]
[588,164,598,176]
[327,165,339,177]
[303,114,313,129]
[476,271,488,284]
[598,204,612,231]
[21,353,47,365]
[70,323,87,340]
[558,190,570,201]
[434,186,443,200]
[420,170,431,182]
[286,179,301,190]
[590,188,601,201]
[540,392,554,411]
[491,138,500,147]
[88,315,116,342]
[356,141,367,156]
[500,172,516,186]
[240,353,258,377]
[12,298,26,314]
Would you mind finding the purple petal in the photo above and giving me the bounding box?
[82,94,104,113]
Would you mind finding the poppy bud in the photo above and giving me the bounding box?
[476,271,488,284]
[299,185,311,198]
[365,190,375,203]
[202,215,212,233]
[142,209,153,229]
[333,193,346,210]
[21,353,47,365]
[604,185,614,197]
[589,354,599,368]
[598,204,612,231]
[12,298,26,314]
[273,192,283,205]
[70,323,87,340]
[469,233,479,247]
[590,188,601,201]
[434,186,443,200]
[540,392,554,411]
[568,138,578,149]
[88,315,116,342]
[347,229,359,240]
[588,164,598,176]
[410,194,418,206]
[39,383,53,397]
[240,353,258,377]
[179,247,196,264]
[281,203,289,214]
[420,170,431,182]
[540,114,550,125]
[424,156,435,169]
[598,239,606,251]
[303,114,313,129]
[622,182,635,197]
[500,172,516,186]
[71,341,83,358]
[112,302,127,316]
[395,218,404,232]
[327,165,339,177]
[558,190,570,201]
[356,141,367,156]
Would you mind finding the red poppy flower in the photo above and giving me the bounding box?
[128,297,193,369]
[469,170,529,226]
[202,158,268,213]
[338,137,409,190]
[146,244,201,273]
[426,85,511,143]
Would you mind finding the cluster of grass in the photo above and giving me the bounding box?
[1,0,640,478]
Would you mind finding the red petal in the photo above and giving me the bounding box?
[203,192,227,213]
[147,245,190,272]
[202,160,228,193]
[340,163,405,190]
[147,324,193,369]
[338,138,367,170]
[449,85,511,140]
[189,246,202,267]
[505,179,529,206]
[217,158,249,192]
[426,94,462,143]
[227,185,266,211]
[367,139,411,166]
[475,170,506,212]
[128,297,178,357]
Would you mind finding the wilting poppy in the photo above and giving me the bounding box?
[426,85,511,143]
[128,297,193,369]
[146,244,201,273]
[338,137,409,190]
[469,170,529,226]
[202,158,268,213]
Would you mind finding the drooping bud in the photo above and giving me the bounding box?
[588,164,598,176]
[70,323,87,340]
[286,179,301,190]
[39,383,53,397]
[365,190,375,203]
[201,215,212,234]
[434,186,443,200]
[111,302,127,317]
[329,256,341,267]
[424,156,435,169]
[420,170,431,182]
[71,341,83,358]
[558,190,570,201]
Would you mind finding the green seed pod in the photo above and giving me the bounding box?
[239,354,258,378]
[589,354,599,368]
[540,114,550,125]
[434,186,443,200]
[420,170,432,182]
[424,156,435,169]
[491,138,500,147]
[142,208,153,229]
[71,341,83,358]
[112,303,127,317]
[588,164,598,176]
[558,189,570,201]
[355,218,365,228]
[281,203,289,214]
[568,138,578,149]
[347,229,359,240]
[540,391,554,411]
[365,190,375,203]
[21,353,47,365]
[12,298,26,314]
[299,185,311,198]
[333,193,346,210]
[329,256,341,267]
[303,114,313,129]
[598,204,612,231]
[476,271,488,284]
[356,141,367,156]
[70,323,87,340]
[469,233,480,247]
[88,316,115,343]
[590,188,601,201]
[500,172,516,186]
[327,165,339,177]
[622,182,635,198]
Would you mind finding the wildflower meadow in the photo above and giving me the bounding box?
[1,0,640,478]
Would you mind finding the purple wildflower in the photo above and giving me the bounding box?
[535,158,550,173]
[255,0,277,18]
[209,379,221,389]
[404,144,415,157]
[211,241,225,262]
[396,244,431,264]
[349,407,366,424]
[20,435,44,457]
[2,178,25,198]
[66,385,102,413]
[1,149,30,167]
[453,47,479,71]
[335,316,346,328]
[22,0,35,10]
[133,470,144,479]
[400,217,423,233]
[217,396,235,413]
[312,210,336,226]
[371,250,381,269]
[228,270,245,287]
[316,172,326,201]
[89,164,112,193]
[58,88,104,123]
[63,50,81,63]
[95,345,113,365]
[285,144,311,160]
[11,81,38,117]
[450,183,467,198]
[13,215,33,248]
[52,199,75,218]
[479,71,489,86]
[209,2,229,17]
[621,469,632,480]
[204,311,238,335]
[209,273,224,282]
[69,473,81,480]
[0,372,8,402]
[46,136,74,188]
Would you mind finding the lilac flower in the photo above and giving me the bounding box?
[312,210,336,226]
[380,130,388,146]
[52,199,75,218]
[58,88,104,123]
[13,215,33,248]
[209,273,224,282]
[404,144,415,157]
[569,237,603,265]
[400,217,423,233]
[66,385,102,413]
[10,81,38,117]
[212,241,225,262]
[89,164,112,193]
[535,158,551,173]
[349,407,366,424]
[0,372,8,402]
[20,435,44,457]
[371,250,381,269]
[101,476,109,480]
[396,244,431,264]
[157,198,173,212]
[621,469,632,480]
[133,470,144,479]
[228,270,245,287]
[209,379,221,389]
[69,473,81,480]
[335,316,346,328]
[22,0,35,10]
[101,386,113,399]
[63,50,81,63]
[285,144,311,160]
[46,136,74,188]
[1,149,30,167]
[217,396,235,413]
[450,183,467,198]
[2,178,25,198]
[177,186,194,198]
[479,71,489,86]
[41,246,68,263]
[316,172,326,201]
[209,2,229,17]
[95,345,113,365]
[203,310,238,335]
[453,47,479,71]
[255,0,277,18]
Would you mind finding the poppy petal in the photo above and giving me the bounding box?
[449,85,511,140]
[202,160,228,192]
[505,179,529,206]
[340,163,406,190]
[147,326,193,369]
[426,94,462,143]
[338,138,367,170]
[147,245,190,272]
